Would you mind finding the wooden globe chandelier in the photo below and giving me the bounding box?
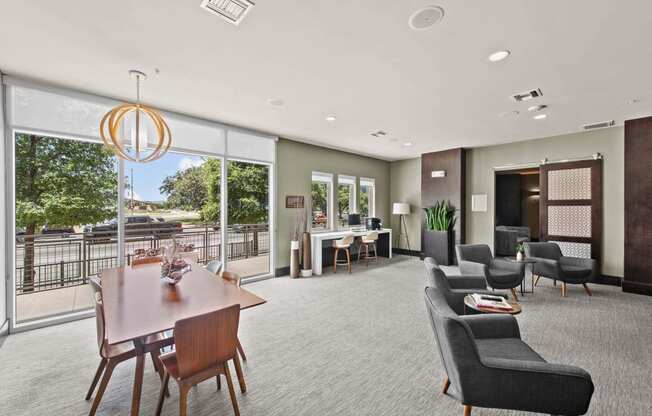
[100,70,172,163]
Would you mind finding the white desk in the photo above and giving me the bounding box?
[311,228,392,275]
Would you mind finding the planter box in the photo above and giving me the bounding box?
[423,230,454,265]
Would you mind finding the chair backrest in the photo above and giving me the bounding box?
[206,260,223,275]
[93,292,107,358]
[174,304,240,379]
[456,244,493,266]
[363,231,379,241]
[523,242,562,260]
[424,287,481,402]
[423,257,452,292]
[131,255,163,267]
[222,271,242,288]
[89,275,102,297]
[337,234,355,246]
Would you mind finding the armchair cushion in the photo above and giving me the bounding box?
[458,260,488,277]
[487,268,522,284]
[461,314,520,340]
[476,338,545,362]
[447,275,487,290]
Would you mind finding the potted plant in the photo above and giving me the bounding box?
[515,243,525,261]
[423,201,457,265]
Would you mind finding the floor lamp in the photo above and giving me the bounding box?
[393,203,411,252]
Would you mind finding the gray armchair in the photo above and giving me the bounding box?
[425,286,594,416]
[495,226,531,256]
[455,244,525,300]
[523,242,597,297]
[424,257,503,315]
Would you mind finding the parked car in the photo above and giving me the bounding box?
[84,216,182,239]
[41,224,75,237]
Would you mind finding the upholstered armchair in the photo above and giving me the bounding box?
[424,257,501,315]
[455,244,525,300]
[424,287,595,416]
[494,226,530,256]
[523,242,597,297]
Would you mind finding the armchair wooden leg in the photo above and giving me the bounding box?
[510,288,519,301]
[463,405,472,416]
[561,282,567,297]
[333,248,338,273]
[442,377,450,394]
[582,283,592,296]
[346,248,351,273]
[534,275,540,287]
[553,279,557,286]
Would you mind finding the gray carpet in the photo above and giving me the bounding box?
[0,256,650,415]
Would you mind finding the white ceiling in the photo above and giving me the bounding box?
[2,0,652,160]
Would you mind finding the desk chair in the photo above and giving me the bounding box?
[333,234,355,273]
[357,231,379,265]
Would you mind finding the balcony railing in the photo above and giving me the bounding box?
[15,223,269,294]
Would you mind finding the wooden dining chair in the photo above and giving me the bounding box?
[85,277,174,416]
[220,271,247,361]
[206,259,223,275]
[155,305,245,416]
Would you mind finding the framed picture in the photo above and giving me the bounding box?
[286,195,305,209]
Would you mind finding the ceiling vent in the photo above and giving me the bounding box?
[200,0,255,26]
[511,88,543,102]
[582,120,615,130]
[370,130,387,138]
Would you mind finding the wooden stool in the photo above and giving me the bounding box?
[333,234,354,273]
[357,231,378,265]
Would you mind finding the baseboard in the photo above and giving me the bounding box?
[622,280,652,296]
[392,248,421,257]
[275,266,290,277]
[595,274,622,287]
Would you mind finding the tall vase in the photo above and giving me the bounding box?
[290,240,300,278]
[301,232,312,277]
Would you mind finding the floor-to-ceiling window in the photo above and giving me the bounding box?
[360,177,375,221]
[337,175,356,228]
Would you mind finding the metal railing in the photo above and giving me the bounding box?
[15,223,269,294]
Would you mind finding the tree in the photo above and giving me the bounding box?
[159,165,207,211]
[337,184,351,224]
[15,134,117,290]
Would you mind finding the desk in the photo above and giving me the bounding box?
[101,262,266,414]
[311,228,392,275]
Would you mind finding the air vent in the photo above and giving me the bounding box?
[200,0,255,26]
[582,120,615,130]
[511,88,543,102]
[370,130,387,138]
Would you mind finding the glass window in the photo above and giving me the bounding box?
[311,172,333,231]
[337,175,356,228]
[360,177,375,219]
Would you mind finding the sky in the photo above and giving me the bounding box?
[125,151,205,202]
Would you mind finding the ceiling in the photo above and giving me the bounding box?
[1,0,652,160]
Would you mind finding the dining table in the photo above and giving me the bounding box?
[100,261,266,415]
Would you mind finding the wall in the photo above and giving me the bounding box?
[520,174,540,237]
[275,139,390,271]
[466,127,624,277]
[0,75,7,333]
[389,157,421,251]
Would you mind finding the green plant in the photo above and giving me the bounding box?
[515,242,525,254]
[423,201,457,231]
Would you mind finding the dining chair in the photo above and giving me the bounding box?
[85,291,173,416]
[155,305,245,416]
[357,231,379,265]
[333,233,355,273]
[131,255,164,267]
[220,271,247,362]
[206,259,223,275]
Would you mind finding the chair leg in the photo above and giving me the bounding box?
[155,372,170,416]
[333,248,338,273]
[463,405,472,416]
[216,374,221,390]
[582,283,592,296]
[224,362,241,416]
[85,358,107,400]
[179,384,190,416]
[346,248,351,273]
[534,275,540,287]
[237,338,247,361]
[510,288,519,301]
[553,279,557,286]
[442,377,450,394]
[232,353,247,393]
[89,359,116,416]
[150,351,170,397]
[561,282,567,297]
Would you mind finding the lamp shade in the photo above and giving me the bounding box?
[393,203,410,215]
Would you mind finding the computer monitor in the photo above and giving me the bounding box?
[348,213,361,226]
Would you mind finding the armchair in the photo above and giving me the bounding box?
[455,244,525,300]
[424,257,502,315]
[425,287,594,416]
[495,226,530,256]
[523,242,596,297]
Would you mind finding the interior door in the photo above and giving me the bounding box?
[539,159,602,275]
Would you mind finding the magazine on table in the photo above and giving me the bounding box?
[471,293,514,311]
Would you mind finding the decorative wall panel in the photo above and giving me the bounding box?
[550,241,591,259]
[547,205,592,237]
[548,168,591,200]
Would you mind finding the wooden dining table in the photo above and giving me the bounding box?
[100,261,266,415]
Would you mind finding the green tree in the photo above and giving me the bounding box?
[337,184,351,224]
[15,134,117,290]
[159,165,207,211]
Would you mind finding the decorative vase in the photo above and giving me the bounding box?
[516,251,524,261]
[301,232,312,276]
[290,240,300,278]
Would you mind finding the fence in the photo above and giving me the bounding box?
[15,223,269,294]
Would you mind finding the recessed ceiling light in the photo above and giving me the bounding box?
[267,98,284,107]
[534,114,547,120]
[488,50,510,62]
[325,115,337,122]
[408,6,444,30]
[403,141,413,147]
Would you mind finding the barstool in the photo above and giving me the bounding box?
[333,234,355,273]
[358,231,379,265]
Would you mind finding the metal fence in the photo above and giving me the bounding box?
[15,223,269,294]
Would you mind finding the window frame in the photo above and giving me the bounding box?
[311,171,334,232]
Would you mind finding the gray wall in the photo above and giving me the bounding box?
[0,75,7,332]
[466,127,624,277]
[275,139,390,270]
[389,158,421,251]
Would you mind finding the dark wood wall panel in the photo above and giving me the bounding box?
[421,148,466,254]
[495,174,522,226]
[624,116,652,295]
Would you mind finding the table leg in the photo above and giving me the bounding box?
[131,338,146,415]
